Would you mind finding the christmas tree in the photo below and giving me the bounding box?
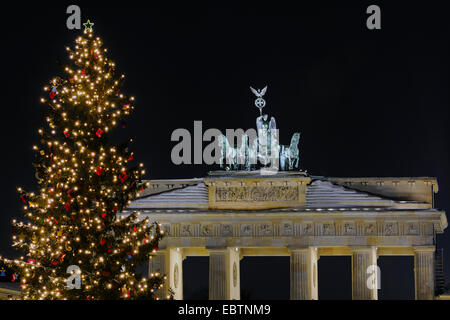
[0,23,167,300]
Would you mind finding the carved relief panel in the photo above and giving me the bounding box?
[241,224,254,237]
[281,222,293,236]
[205,176,310,210]
[384,222,398,236]
[257,223,273,236]
[364,222,376,236]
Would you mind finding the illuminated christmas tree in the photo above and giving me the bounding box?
[0,24,167,300]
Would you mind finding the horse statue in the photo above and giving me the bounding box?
[219,134,259,171]
[256,114,278,168]
[218,135,237,170]
[279,133,300,171]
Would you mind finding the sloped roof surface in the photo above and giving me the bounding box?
[305,180,396,208]
[130,183,209,209]
[128,179,422,211]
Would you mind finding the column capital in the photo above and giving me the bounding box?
[287,246,318,253]
[170,247,187,260]
[350,246,378,253]
[206,246,227,252]
[205,247,234,253]
[207,247,241,254]
[151,249,168,256]
[157,241,168,251]
[413,246,435,253]
[155,248,186,259]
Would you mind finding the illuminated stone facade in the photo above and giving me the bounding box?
[125,173,447,300]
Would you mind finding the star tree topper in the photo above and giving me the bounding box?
[83,20,94,31]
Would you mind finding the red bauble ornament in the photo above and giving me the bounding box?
[96,167,103,176]
[67,189,75,198]
[96,129,103,138]
[49,87,57,99]
[101,212,107,219]
[64,130,70,138]
[119,171,128,182]
[100,239,106,246]
[102,271,111,277]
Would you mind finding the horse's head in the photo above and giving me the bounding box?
[290,132,301,147]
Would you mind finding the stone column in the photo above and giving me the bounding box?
[149,248,184,300]
[208,248,240,300]
[290,247,318,300]
[351,247,378,300]
[414,246,435,300]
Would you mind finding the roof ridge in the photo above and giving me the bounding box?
[326,180,399,202]
[311,180,389,200]
[139,181,204,198]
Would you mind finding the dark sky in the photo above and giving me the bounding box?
[0,1,449,299]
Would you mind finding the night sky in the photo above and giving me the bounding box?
[0,2,449,299]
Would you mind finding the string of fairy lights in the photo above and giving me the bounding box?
[0,25,169,300]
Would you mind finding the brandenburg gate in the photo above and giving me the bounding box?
[124,87,447,300]
[124,173,447,300]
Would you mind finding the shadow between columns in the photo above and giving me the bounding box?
[377,256,414,300]
[183,256,209,300]
[240,257,289,300]
[318,256,352,300]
